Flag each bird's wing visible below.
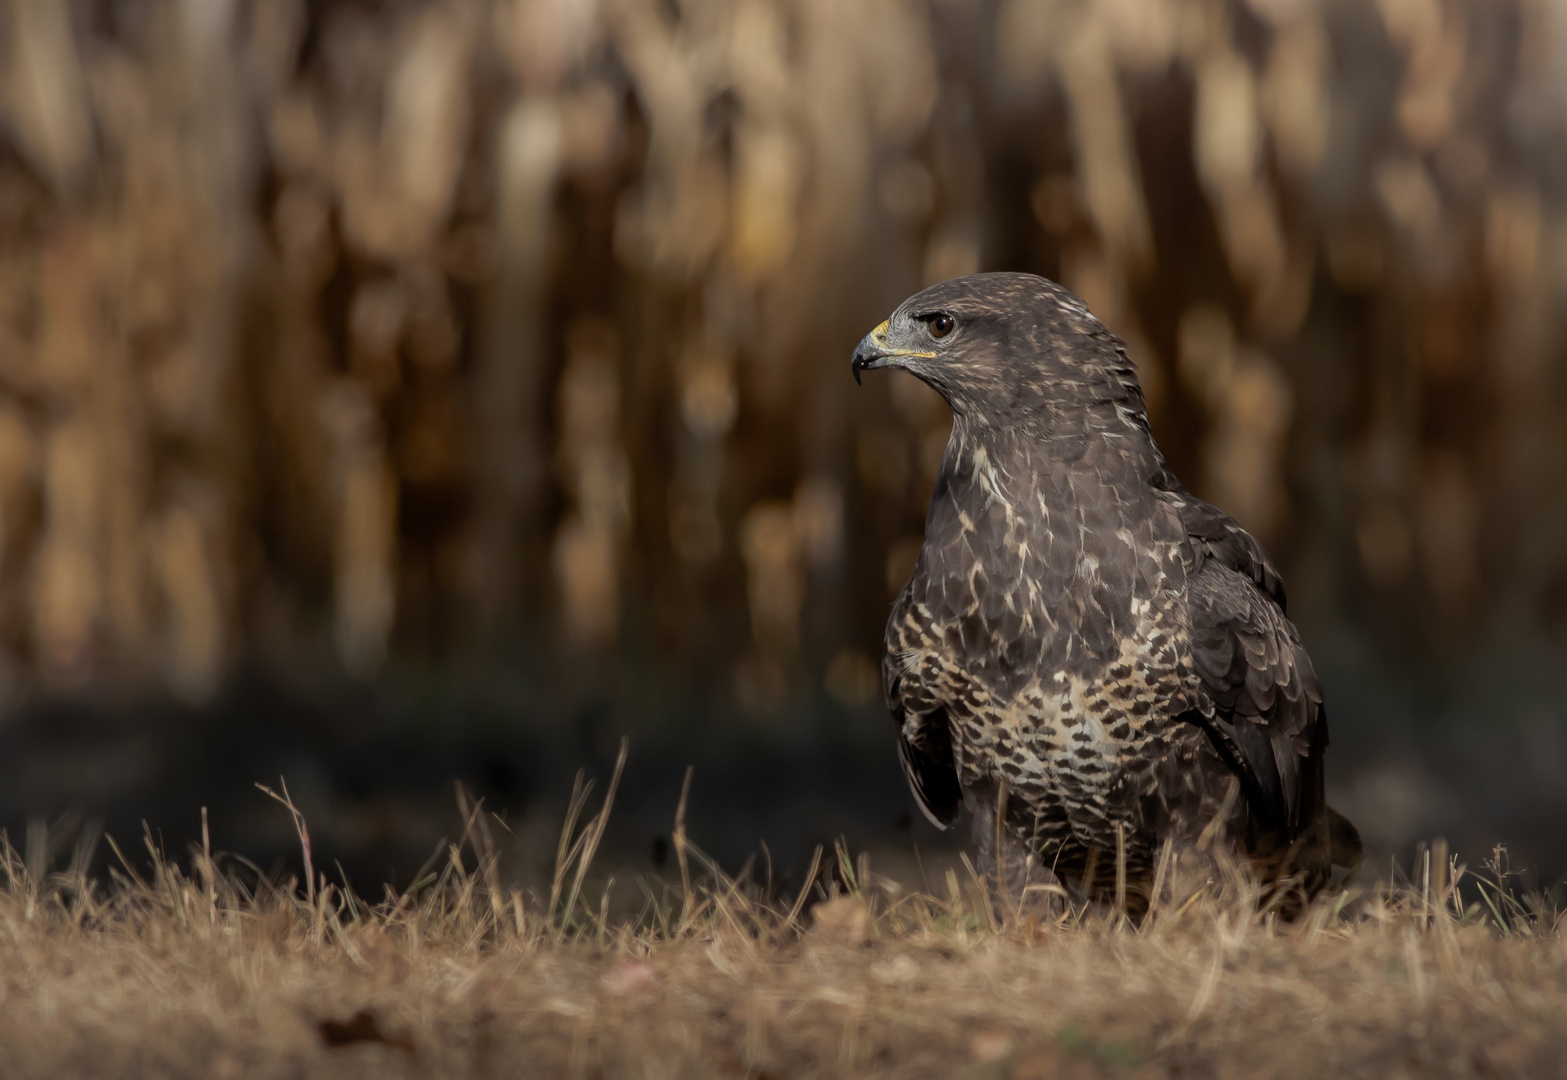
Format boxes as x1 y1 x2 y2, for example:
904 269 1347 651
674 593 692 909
1179 498 1325 837
884 593 963 829
1178 495 1289 610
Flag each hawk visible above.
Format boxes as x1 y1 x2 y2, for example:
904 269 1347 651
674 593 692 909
851 272 1359 911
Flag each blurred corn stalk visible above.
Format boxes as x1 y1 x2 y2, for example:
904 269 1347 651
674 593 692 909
0 0 1559 707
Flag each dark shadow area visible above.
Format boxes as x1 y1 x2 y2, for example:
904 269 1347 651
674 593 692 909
3 646 1563 896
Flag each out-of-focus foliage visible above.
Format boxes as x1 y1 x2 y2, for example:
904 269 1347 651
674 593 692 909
0 0 1561 708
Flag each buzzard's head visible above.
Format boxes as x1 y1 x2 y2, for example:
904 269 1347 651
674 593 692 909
851 272 1137 427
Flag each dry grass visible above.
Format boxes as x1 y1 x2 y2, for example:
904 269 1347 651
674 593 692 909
2 753 1563 1080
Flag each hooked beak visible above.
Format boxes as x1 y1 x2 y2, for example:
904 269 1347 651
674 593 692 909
851 320 934 385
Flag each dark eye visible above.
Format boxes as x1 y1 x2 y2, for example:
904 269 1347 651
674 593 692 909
929 313 955 339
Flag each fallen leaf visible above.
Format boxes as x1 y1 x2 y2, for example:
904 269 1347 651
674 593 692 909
971 1028 1015 1063
601 959 662 998
1483 1034 1537 1069
317 1008 416 1056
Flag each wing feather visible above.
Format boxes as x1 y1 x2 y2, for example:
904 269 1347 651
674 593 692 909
883 596 962 829
1180 498 1325 837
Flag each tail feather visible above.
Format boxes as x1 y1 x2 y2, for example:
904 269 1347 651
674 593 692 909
1327 805 1362 873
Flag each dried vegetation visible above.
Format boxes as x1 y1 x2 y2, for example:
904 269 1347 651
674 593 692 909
0 0 1562 708
1 754 1563 1079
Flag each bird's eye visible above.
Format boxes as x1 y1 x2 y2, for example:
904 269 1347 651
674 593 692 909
929 314 955 339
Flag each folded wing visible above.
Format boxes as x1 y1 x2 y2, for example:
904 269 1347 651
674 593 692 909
1180 497 1326 839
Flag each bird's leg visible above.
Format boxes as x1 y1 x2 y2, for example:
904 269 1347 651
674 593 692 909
963 781 1065 925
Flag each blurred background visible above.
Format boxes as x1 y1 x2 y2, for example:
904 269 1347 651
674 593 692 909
0 0 1564 893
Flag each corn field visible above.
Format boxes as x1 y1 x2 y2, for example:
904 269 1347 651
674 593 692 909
0 0 1562 712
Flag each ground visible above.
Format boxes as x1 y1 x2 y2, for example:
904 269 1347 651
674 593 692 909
0 777 1563 1079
